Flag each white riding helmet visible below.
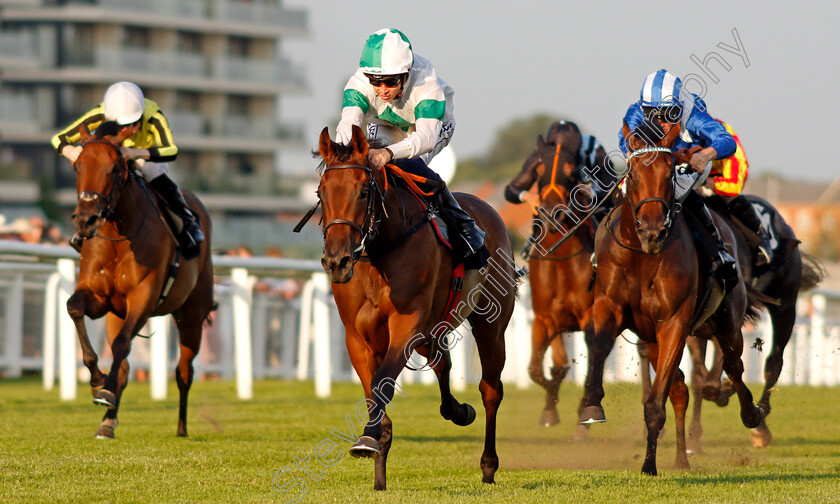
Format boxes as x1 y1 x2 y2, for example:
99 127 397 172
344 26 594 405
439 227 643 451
359 28 413 75
103 81 145 125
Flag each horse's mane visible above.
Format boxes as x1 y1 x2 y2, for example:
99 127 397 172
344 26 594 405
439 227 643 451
631 119 666 147
312 135 388 175
95 121 122 138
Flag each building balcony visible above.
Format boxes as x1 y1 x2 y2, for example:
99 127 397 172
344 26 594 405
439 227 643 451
4 45 307 95
3 0 308 38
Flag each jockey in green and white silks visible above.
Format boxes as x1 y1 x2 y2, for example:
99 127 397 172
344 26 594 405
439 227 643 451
335 29 486 261
336 30 455 167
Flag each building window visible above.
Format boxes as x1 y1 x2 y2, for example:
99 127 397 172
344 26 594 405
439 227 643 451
228 36 251 58
177 31 202 54
122 27 149 49
229 154 254 175
227 95 249 116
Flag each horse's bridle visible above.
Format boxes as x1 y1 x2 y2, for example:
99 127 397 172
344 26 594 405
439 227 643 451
624 146 681 233
320 163 387 261
76 139 130 221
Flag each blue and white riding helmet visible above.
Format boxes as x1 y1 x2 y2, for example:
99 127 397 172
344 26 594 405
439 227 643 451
639 69 683 108
359 28 414 75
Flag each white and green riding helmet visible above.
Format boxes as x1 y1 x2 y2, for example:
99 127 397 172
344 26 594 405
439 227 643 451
359 28 414 75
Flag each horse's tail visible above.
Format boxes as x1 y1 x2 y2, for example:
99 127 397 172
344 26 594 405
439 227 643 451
204 301 219 326
744 283 779 325
513 265 528 299
798 251 826 292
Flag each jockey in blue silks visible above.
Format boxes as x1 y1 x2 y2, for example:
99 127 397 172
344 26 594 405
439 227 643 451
618 69 737 283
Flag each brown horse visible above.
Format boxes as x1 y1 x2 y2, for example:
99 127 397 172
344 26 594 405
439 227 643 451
66 123 215 439
683 195 824 451
578 120 765 475
316 126 518 490
524 133 596 431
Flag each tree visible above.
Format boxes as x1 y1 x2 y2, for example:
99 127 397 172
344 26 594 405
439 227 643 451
452 113 580 184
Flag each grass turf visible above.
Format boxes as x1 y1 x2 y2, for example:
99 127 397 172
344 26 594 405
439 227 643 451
0 377 838 503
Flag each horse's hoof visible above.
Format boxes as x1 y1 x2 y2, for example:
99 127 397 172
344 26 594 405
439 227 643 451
572 424 589 442
452 403 476 427
94 424 115 439
349 436 380 459
750 418 772 448
579 405 606 424
539 408 560 427
93 389 116 409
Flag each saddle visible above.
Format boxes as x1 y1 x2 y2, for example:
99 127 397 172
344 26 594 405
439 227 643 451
383 165 486 270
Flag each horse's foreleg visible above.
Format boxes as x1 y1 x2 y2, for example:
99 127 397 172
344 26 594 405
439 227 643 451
344 329 389 490
66 288 110 396
686 336 706 453
527 318 559 426
97 291 155 408
668 368 690 470
95 313 128 439
641 321 688 476
415 342 475 428
578 300 619 424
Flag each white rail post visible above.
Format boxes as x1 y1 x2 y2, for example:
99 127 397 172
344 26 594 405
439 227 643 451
312 272 331 398
149 316 170 400
296 278 315 380
231 267 255 400
809 293 826 386
450 323 468 392
43 272 61 390
57 258 77 400
5 272 24 378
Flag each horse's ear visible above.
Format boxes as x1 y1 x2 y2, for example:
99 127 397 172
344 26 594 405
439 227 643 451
663 121 681 147
623 122 644 151
350 125 369 160
318 127 333 159
78 124 92 142
537 134 547 150
114 124 136 144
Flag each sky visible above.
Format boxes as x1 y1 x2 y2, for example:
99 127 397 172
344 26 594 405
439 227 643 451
281 1 840 183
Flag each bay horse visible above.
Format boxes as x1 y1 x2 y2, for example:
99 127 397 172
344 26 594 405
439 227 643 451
524 132 596 433
578 120 765 475
316 126 518 490
66 123 215 439
683 195 824 451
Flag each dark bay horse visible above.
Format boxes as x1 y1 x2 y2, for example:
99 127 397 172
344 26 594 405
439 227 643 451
316 126 518 490
684 195 824 451
525 133 596 433
66 123 215 439
578 120 765 475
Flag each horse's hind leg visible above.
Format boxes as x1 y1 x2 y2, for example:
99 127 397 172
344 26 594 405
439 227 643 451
416 342 476 428
751 299 796 447
66 288 109 397
686 336 707 453
172 267 213 437
469 314 507 485
717 326 764 430
95 313 130 439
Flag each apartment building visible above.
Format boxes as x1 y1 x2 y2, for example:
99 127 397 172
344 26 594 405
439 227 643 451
0 0 314 251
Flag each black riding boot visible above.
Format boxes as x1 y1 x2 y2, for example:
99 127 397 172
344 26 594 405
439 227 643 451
438 186 486 256
683 192 737 285
149 174 204 251
728 195 771 267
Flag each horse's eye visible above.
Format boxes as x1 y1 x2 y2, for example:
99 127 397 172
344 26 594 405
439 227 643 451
359 189 370 200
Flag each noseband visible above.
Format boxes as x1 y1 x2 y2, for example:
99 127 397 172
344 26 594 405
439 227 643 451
76 139 130 220
321 164 386 260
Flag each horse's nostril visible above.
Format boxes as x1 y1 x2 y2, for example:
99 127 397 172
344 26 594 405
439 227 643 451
338 255 351 270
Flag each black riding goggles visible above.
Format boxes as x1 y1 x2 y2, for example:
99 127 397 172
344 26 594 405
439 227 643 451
643 106 682 123
366 74 403 88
